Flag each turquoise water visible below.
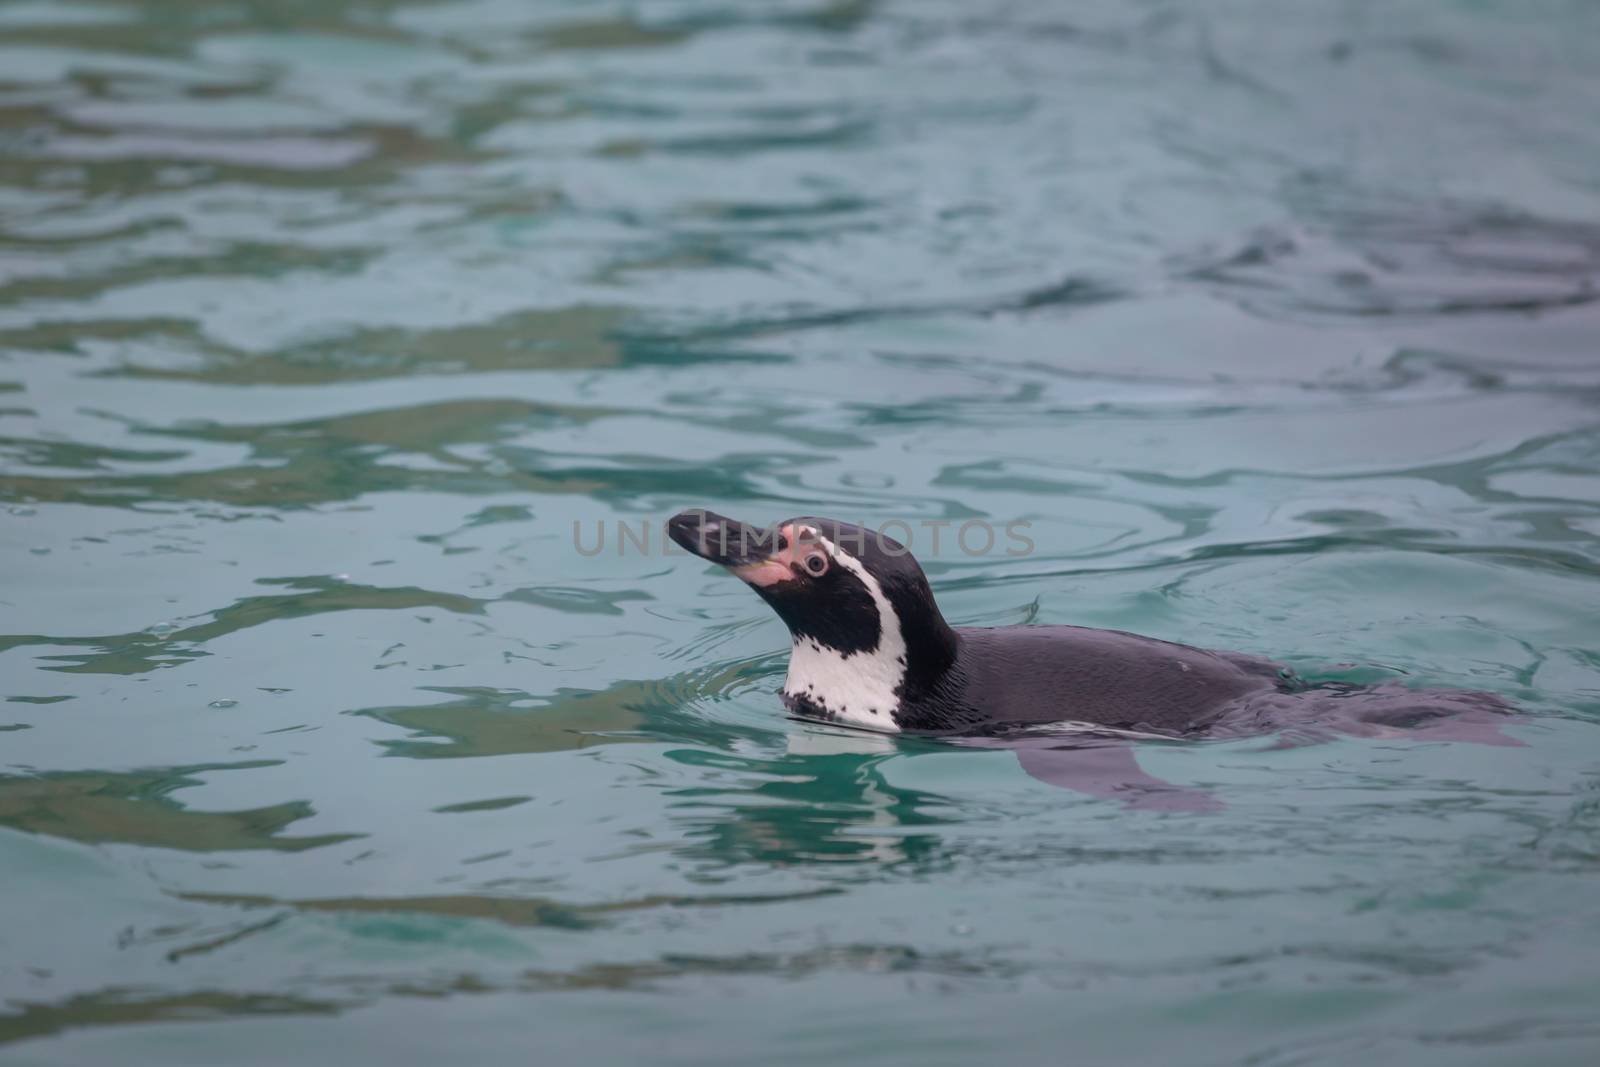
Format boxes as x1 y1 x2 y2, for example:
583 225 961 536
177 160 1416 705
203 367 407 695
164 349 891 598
3 0 1600 1062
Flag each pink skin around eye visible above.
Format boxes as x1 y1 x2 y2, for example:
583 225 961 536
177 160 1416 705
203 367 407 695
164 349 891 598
731 523 826 587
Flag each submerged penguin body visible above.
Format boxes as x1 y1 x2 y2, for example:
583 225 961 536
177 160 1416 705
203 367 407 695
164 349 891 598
666 510 1516 745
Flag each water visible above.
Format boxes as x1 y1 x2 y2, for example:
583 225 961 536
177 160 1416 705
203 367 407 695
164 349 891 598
2 0 1599 1062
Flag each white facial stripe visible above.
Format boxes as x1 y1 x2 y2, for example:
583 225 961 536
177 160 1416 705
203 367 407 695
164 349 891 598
781 531 907 733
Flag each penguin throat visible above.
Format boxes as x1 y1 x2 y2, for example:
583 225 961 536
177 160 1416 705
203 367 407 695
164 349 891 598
780 549 907 733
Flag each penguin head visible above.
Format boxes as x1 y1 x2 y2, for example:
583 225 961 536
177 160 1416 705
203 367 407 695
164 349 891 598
668 510 957 731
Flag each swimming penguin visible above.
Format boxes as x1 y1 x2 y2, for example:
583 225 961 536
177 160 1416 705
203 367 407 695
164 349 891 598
667 510 1519 743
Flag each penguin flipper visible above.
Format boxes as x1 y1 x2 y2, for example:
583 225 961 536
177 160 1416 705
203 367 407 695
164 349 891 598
962 736 1223 812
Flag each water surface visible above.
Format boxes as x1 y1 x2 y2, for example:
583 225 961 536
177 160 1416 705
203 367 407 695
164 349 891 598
2 1 1600 1063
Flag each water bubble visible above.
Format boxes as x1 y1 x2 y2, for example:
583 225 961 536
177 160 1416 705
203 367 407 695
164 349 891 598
146 621 179 637
208 699 238 709
9 506 36 517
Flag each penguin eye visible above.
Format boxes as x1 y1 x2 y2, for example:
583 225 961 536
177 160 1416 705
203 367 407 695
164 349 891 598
801 552 828 577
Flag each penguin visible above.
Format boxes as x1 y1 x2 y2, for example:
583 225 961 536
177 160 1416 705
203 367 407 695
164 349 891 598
666 510 1519 746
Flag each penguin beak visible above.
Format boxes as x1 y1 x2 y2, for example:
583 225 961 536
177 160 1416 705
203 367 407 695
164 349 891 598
668 509 778 568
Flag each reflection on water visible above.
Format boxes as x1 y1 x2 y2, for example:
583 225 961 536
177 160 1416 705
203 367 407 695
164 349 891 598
351 658 776 757
0 763 357 852
2 0 1600 1063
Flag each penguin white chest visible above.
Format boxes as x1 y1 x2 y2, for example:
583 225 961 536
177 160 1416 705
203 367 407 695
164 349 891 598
783 637 905 732
780 548 908 732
